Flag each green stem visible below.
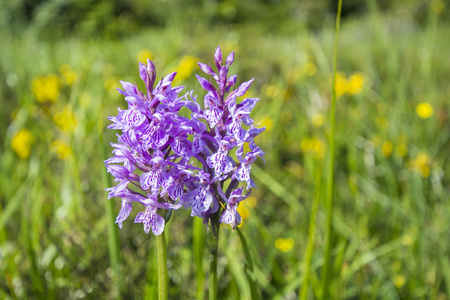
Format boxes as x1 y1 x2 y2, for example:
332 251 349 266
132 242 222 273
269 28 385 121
157 231 168 300
208 222 219 300
299 160 323 300
194 217 206 300
100 131 122 298
321 1 343 299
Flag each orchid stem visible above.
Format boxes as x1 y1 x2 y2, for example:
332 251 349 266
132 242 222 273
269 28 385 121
208 221 219 300
156 231 168 300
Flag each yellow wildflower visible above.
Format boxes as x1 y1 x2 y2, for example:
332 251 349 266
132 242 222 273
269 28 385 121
375 116 389 130
237 205 250 221
431 0 445 14
334 71 365 98
137 49 154 62
263 84 281 99
258 116 273 131
31 75 60 103
416 102 433 119
393 275 406 288
280 110 292 123
381 141 393 158
371 134 382 146
274 238 294 253
409 152 431 178
80 92 91 108
300 138 311 153
174 55 198 82
285 68 300 83
346 72 365 95
51 140 71 160
335 72 347 98
11 129 35 159
59 64 76 86
245 196 258 208
402 234 415 246
104 77 119 92
311 113 324 128
397 144 408 157
54 105 77 132
301 137 325 159
303 62 317 77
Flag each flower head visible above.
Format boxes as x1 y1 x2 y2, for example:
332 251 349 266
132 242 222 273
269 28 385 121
105 47 265 234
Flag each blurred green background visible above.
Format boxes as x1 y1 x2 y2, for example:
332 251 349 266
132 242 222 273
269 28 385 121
1 0 449 299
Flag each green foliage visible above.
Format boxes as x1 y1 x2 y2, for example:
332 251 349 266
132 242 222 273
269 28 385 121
0 1 449 299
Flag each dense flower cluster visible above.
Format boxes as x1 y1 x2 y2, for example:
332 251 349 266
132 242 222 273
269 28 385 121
105 47 265 235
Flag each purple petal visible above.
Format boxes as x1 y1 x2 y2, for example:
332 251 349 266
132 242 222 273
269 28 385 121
235 79 254 97
198 62 218 79
115 199 132 229
150 213 165 235
196 74 216 93
226 75 237 93
214 47 222 70
225 51 235 68
191 188 213 217
134 211 146 223
140 172 152 191
219 66 227 93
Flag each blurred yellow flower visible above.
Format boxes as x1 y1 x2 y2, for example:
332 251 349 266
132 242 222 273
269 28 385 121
80 92 91 108
402 234 415 246
137 49 154 62
263 84 281 99
301 137 325 159
391 261 402 272
280 110 292 123
394 275 406 288
381 141 393 158
431 0 445 14
285 68 300 83
375 116 389 130
335 72 347 98
347 72 365 95
31 74 61 103
51 139 71 160
371 134 382 146
59 64 76 86
303 62 317 77
311 113 324 128
237 205 250 221
174 55 198 82
220 40 239 55
409 152 431 178
245 196 258 208
258 116 273 131
11 129 35 159
104 77 119 92
274 238 294 253
416 102 433 119
54 105 77 132
397 144 408 157
334 71 365 98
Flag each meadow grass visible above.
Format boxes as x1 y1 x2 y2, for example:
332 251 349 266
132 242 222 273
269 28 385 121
0 2 449 299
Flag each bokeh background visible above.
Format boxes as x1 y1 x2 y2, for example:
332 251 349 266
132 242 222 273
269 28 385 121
1 0 449 299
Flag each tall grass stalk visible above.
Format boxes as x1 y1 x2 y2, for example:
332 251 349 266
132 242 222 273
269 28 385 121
321 0 343 298
156 231 168 300
299 160 323 300
100 130 122 298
